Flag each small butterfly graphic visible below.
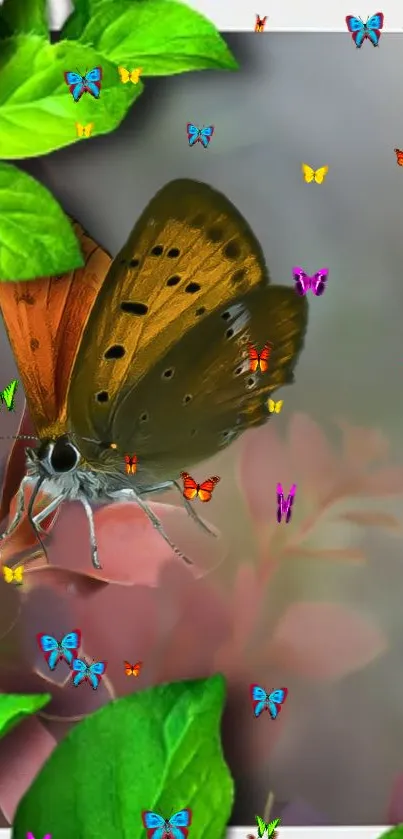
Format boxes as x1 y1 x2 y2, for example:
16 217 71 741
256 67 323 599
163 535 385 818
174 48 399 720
64 67 102 102
292 267 329 297
180 472 220 502
124 660 142 676
26 833 52 839
124 454 138 474
301 163 329 184
71 658 106 690
118 67 142 84
2 565 23 584
255 817 281 839
75 122 94 138
248 342 272 373
268 398 283 414
37 630 81 671
255 14 267 31
250 684 288 720
142 809 192 839
186 123 214 148
345 12 384 46
394 149 403 166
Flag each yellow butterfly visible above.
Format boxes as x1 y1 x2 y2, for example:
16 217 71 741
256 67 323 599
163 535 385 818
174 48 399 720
76 123 94 138
268 398 283 414
301 163 328 184
118 67 143 84
2 565 23 584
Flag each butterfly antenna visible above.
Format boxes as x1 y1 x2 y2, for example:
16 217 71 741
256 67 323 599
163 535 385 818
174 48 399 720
0 435 39 441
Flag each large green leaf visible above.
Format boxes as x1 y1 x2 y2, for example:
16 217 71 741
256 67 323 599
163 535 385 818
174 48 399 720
0 0 49 40
63 0 239 74
13 675 234 839
0 163 85 281
0 693 51 739
0 35 143 158
60 0 110 40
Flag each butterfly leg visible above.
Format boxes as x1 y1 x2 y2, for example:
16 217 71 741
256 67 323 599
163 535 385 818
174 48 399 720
138 480 217 538
26 476 48 562
0 475 35 540
30 493 64 534
78 495 100 570
108 488 193 565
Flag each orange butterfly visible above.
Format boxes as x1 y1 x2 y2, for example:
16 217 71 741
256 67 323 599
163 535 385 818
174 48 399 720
124 660 142 676
124 454 137 474
394 149 403 166
180 472 220 502
255 14 267 31
248 342 272 373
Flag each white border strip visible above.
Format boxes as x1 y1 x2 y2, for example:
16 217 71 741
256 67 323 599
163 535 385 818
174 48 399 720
43 0 403 33
0 829 390 837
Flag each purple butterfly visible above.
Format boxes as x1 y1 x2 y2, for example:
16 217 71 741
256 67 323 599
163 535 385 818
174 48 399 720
292 266 329 296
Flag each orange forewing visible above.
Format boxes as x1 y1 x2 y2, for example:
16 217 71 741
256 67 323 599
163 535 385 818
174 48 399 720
124 660 142 676
0 223 112 439
180 471 220 502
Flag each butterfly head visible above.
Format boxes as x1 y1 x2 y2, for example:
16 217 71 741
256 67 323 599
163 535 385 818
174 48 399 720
29 435 82 477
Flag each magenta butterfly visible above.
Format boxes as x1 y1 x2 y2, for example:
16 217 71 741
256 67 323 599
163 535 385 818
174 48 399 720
292 267 329 296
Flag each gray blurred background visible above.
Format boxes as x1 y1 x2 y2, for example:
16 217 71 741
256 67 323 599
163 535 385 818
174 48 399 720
2 33 403 826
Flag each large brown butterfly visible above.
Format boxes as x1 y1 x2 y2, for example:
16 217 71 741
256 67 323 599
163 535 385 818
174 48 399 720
0 180 308 570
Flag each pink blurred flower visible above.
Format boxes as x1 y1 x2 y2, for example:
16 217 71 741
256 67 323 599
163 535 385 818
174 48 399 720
0 403 224 823
238 412 403 581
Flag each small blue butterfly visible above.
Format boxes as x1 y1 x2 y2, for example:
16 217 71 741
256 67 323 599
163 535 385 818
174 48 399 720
345 12 384 47
250 684 288 720
186 123 214 148
142 810 192 839
64 67 102 102
71 658 106 690
37 630 81 671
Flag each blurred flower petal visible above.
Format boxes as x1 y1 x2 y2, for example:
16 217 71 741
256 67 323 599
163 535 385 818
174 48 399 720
44 499 224 584
231 564 261 652
24 565 108 599
0 575 21 640
266 602 387 680
387 772 403 824
288 413 341 499
0 402 35 526
337 418 389 469
0 716 56 821
237 425 289 525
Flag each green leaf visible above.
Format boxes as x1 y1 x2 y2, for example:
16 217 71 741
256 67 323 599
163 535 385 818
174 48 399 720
0 35 143 159
0 0 49 40
70 0 239 74
13 675 234 839
60 0 104 40
0 693 51 740
0 163 85 281
376 830 403 839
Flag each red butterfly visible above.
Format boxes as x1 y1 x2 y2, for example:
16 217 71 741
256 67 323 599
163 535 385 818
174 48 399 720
255 14 267 31
395 149 403 167
180 472 220 502
124 454 137 474
248 342 272 373
124 660 142 676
